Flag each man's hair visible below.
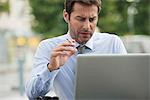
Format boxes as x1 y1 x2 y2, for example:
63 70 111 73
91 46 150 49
64 0 101 16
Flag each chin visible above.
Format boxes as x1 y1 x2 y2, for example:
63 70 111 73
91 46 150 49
77 36 91 44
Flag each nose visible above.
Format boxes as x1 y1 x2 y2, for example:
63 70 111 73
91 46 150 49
82 20 91 31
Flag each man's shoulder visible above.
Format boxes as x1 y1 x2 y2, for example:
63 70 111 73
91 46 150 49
39 34 67 47
41 34 67 43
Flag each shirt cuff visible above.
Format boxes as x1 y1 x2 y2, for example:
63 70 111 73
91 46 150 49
40 66 59 84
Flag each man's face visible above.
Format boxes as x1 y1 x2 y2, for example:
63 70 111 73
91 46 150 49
64 3 98 44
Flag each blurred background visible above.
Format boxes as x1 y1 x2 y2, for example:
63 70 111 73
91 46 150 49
0 0 149 99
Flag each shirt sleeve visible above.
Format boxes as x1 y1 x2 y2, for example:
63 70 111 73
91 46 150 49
25 40 59 99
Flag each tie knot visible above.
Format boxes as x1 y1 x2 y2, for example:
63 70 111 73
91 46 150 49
76 45 86 54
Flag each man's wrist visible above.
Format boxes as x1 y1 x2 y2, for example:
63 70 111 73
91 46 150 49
47 63 54 72
47 63 59 72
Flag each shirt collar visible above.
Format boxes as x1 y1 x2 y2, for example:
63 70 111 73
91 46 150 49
66 31 94 51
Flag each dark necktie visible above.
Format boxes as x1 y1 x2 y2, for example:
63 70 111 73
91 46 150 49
76 45 86 54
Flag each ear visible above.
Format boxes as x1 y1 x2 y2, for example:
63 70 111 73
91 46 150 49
63 9 69 23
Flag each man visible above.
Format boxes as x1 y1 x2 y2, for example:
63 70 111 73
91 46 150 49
26 0 127 100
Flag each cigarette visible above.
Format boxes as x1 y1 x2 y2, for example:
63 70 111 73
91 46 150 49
66 39 72 43
66 39 76 48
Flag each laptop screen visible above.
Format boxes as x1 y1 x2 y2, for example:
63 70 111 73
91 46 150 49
75 54 150 100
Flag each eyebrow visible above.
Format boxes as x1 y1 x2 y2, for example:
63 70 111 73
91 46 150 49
76 16 85 19
76 16 97 19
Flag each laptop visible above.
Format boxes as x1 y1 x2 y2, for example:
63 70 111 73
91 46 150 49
75 54 150 100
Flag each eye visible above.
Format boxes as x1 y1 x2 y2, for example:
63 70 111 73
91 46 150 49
79 18 85 22
89 18 95 22
76 17 85 22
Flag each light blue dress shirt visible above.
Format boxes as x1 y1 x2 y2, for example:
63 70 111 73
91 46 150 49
26 32 127 100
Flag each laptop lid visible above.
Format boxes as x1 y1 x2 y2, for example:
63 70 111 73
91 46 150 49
75 54 150 100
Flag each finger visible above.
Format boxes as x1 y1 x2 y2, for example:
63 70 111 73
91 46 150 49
51 51 67 57
59 40 76 47
68 48 77 55
66 39 75 44
52 47 77 57
60 43 75 47
61 47 77 56
53 46 76 52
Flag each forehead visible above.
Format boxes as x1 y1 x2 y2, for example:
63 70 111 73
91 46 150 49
71 3 98 17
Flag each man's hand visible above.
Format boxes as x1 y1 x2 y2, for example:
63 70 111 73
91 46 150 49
48 39 77 71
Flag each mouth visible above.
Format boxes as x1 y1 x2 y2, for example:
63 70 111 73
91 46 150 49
79 31 91 35
79 32 92 37
72 32 91 40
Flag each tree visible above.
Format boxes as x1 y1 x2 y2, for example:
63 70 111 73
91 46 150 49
29 0 66 38
0 0 9 13
29 0 150 38
134 0 149 35
98 0 150 36
98 0 124 34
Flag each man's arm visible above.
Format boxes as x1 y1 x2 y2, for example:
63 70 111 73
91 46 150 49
25 40 59 99
25 39 77 99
